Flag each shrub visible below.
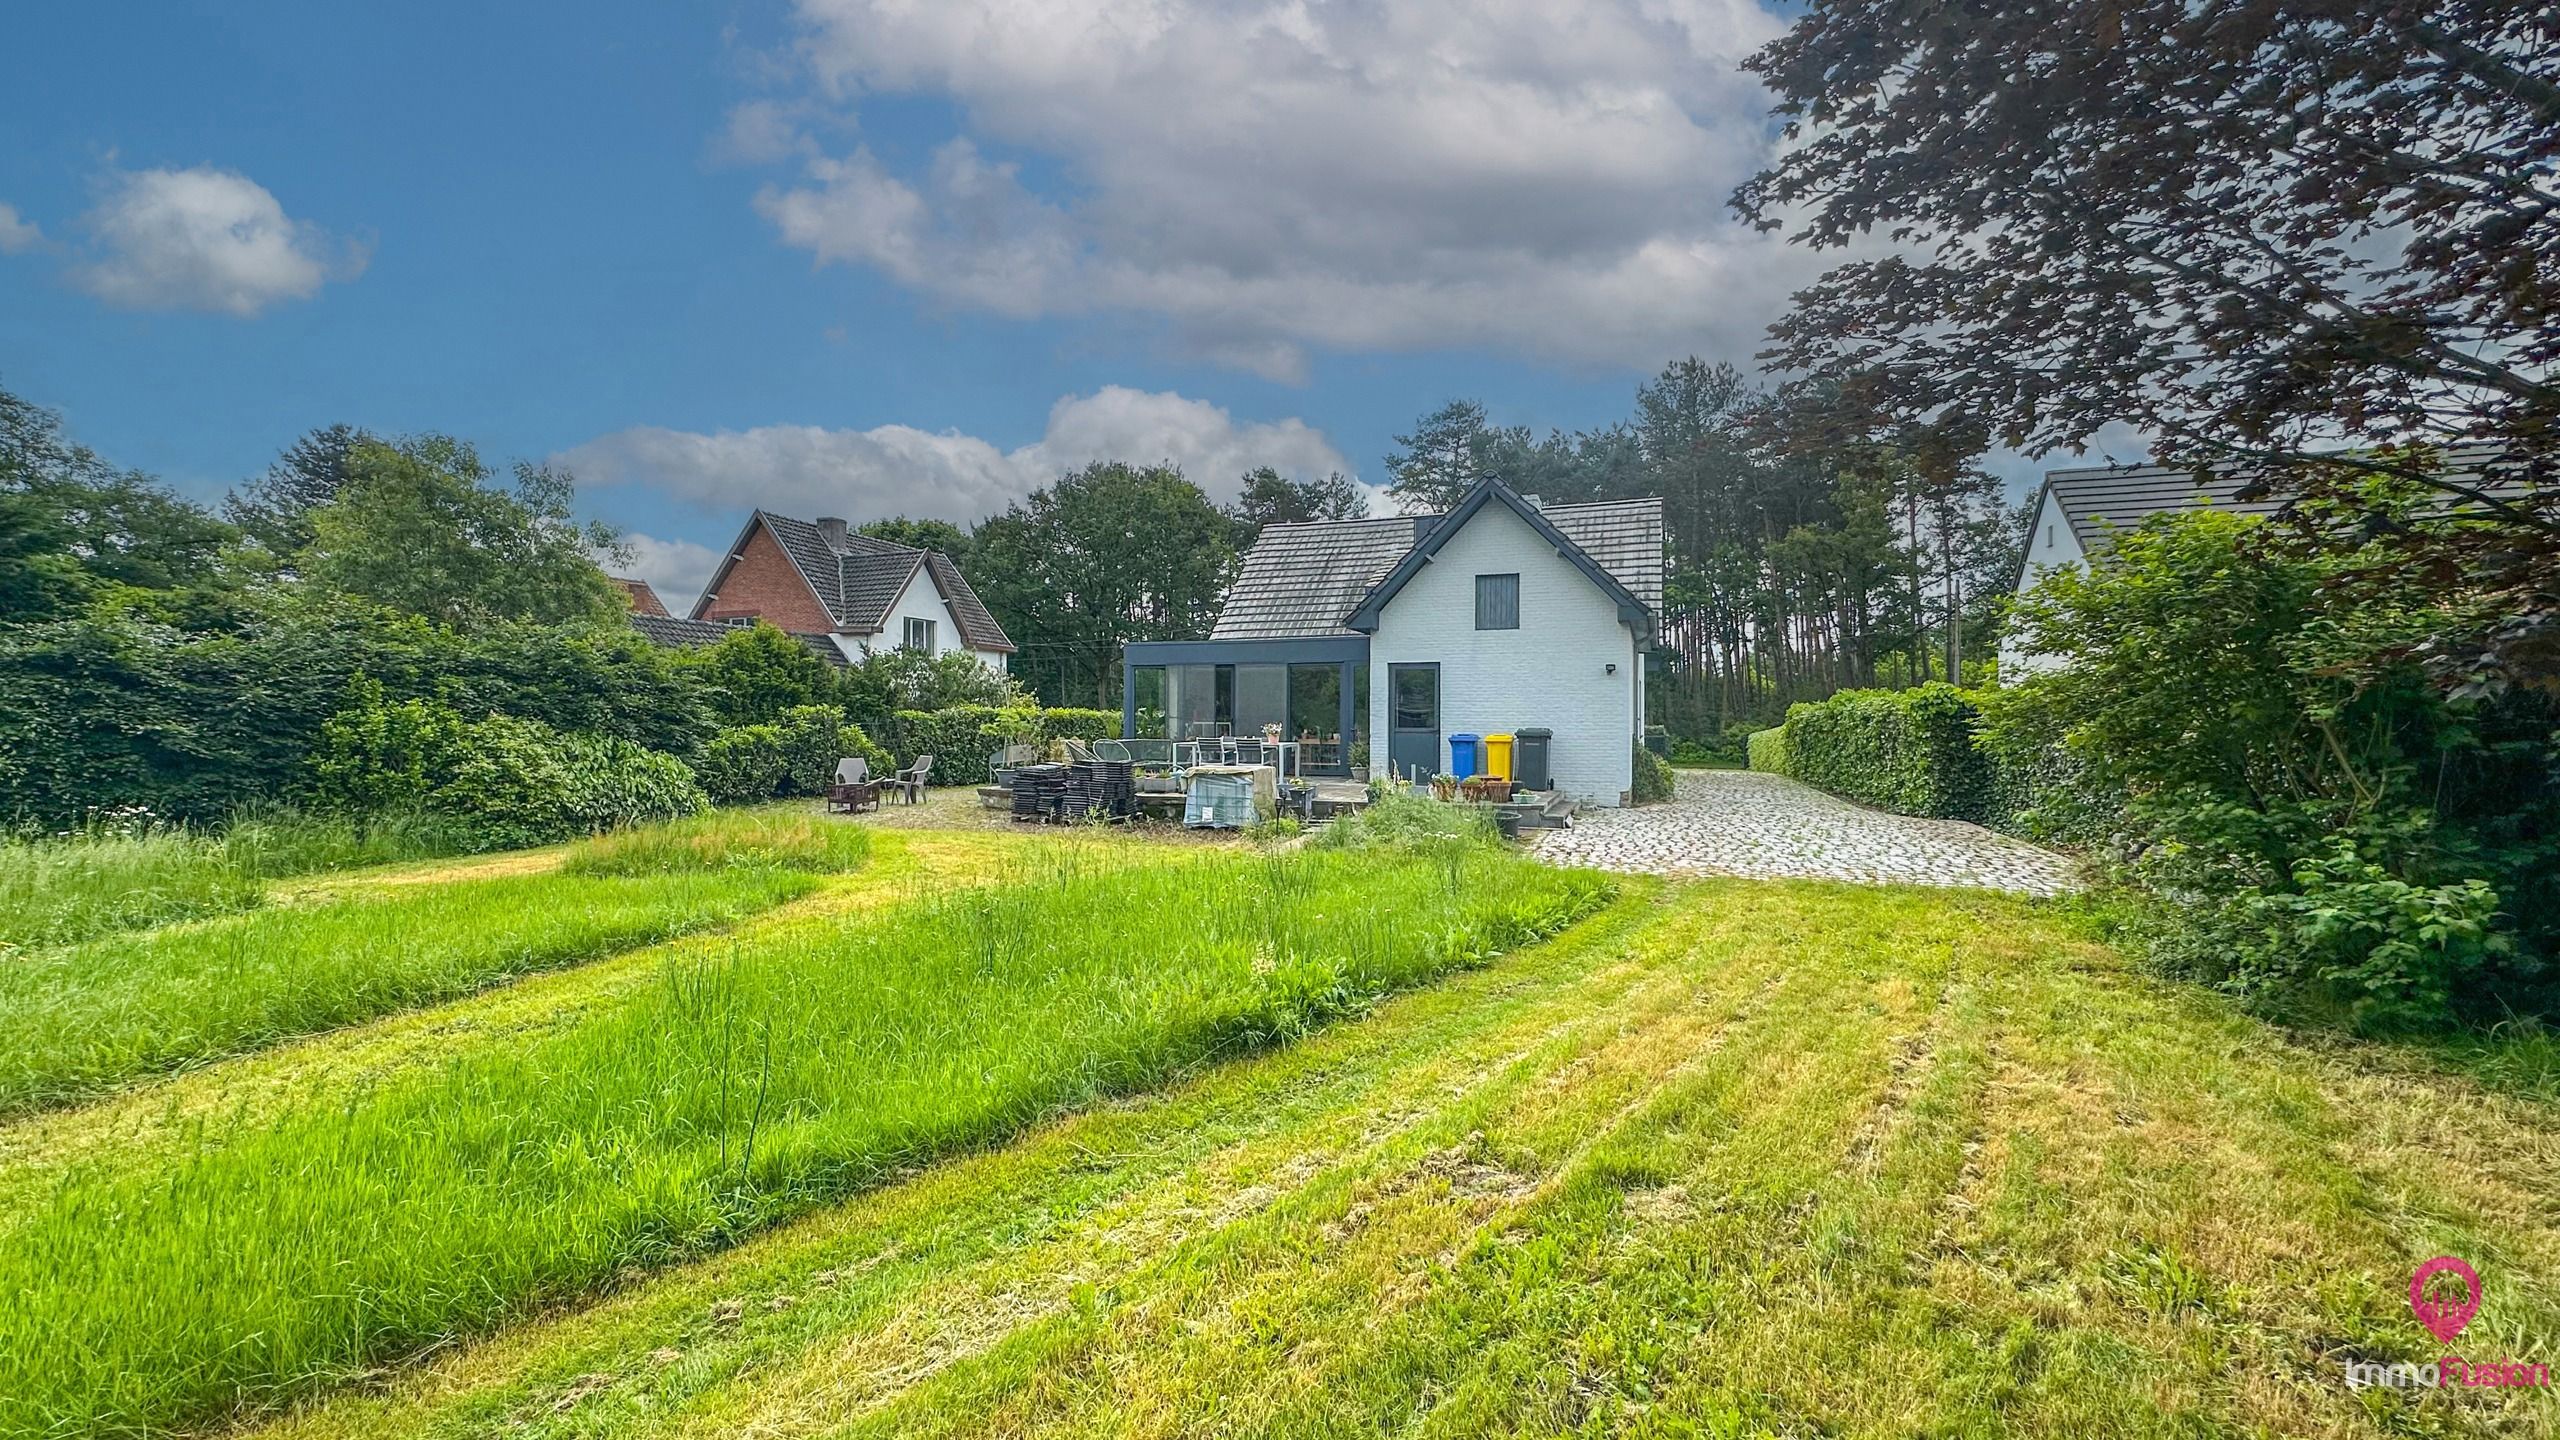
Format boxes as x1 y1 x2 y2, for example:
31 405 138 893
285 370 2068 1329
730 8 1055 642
1746 724 1790 777
1630 742 1675 804
1779 684 1991 820
1040 707 1120 743
773 706 893 796
307 676 465 815
694 726 790 805
889 705 1005 785
2007 508 2560 1027
313 691 705 850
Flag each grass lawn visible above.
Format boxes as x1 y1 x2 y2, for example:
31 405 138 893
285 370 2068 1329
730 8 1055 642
0 811 869 1117
225 876 2558 1440
5 805 2554 1438
0 831 1607 1438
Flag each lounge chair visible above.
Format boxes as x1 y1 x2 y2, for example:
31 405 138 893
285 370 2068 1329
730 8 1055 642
827 757 880 814
889 753 934 805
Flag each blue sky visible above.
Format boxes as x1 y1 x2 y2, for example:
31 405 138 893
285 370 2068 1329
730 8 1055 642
2 0 1876 606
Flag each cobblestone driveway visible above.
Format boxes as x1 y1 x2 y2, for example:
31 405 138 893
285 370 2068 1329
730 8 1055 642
1531 769 2080 896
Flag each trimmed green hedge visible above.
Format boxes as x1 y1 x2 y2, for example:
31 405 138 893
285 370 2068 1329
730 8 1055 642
889 705 1131 786
888 706 1005 785
1776 684 1991 821
1745 725 1789 777
1039 707 1119 742
1631 743 1675 804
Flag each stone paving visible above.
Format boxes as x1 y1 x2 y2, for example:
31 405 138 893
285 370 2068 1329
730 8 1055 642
1531 768 2080 896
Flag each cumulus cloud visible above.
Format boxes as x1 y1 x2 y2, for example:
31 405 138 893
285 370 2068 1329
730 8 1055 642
561 386 1359 526
745 0 1809 375
73 166 364 315
608 533 727 614
0 204 41 255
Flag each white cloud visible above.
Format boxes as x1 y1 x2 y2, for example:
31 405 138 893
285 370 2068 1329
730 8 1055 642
746 0 1809 374
0 204 41 255
561 386 1359 525
608 533 726 614
73 166 364 316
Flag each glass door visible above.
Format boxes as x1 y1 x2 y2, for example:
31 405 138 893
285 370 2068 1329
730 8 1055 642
1386 663 1439 783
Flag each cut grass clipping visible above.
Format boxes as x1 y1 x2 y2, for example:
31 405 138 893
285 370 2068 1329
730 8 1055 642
0 812 867 1117
0 841 1609 1439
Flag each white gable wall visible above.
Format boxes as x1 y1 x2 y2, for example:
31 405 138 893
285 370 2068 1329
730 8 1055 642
1367 502 1639 805
1999 487 2088 678
840 566 1008 672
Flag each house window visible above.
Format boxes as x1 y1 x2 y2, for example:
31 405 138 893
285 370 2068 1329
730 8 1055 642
1475 573 1520 630
903 617 936 651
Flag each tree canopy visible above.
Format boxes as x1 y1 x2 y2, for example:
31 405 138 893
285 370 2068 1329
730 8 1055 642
1734 0 2559 689
301 437 627 626
1227 466 1368 550
970 462 1236 707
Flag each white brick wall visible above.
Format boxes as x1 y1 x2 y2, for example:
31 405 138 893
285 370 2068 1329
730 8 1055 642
1999 487 2086 678
1368 502 1640 805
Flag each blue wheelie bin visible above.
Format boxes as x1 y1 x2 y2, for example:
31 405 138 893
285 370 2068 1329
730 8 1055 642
1448 733 1482 778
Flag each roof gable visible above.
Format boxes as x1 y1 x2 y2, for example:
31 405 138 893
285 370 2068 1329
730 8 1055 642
1343 482 1655 637
691 510 1014 652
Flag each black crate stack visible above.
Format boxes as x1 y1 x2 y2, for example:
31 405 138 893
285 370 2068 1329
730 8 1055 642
1010 763 1067 822
1010 760 1135 823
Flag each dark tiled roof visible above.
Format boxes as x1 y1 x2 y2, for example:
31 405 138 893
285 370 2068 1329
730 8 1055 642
1545 498 1664 610
2043 465 2288 552
924 552 1016 653
614 576 670 617
1210 516 1429 639
629 614 845 666
2044 445 2537 555
1211 493 1664 640
748 511 1016 653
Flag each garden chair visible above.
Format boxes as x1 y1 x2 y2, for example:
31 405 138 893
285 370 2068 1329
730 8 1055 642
827 757 880 815
890 753 934 805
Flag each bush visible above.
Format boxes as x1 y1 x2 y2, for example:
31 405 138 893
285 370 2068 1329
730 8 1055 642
694 726 790 805
311 692 705 851
1630 743 1675 804
1779 684 1990 820
888 705 1005 785
1040 707 1119 743
2005 508 2560 1028
0 599 713 828
773 706 893 796
1746 725 1790 777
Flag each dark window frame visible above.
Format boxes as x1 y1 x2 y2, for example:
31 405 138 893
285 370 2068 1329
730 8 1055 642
1475 572 1520 630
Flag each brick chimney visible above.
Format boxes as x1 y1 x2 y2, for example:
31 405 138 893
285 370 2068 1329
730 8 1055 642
815 516 849 550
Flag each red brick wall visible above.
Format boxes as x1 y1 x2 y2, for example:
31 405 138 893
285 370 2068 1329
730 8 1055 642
697 523 836 632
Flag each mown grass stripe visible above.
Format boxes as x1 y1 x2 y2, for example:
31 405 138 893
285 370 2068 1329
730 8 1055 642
244 888 1676 1440
0 841 1608 1439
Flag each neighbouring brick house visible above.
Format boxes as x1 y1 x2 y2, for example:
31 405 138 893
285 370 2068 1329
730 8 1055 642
614 577 672 618
631 510 1014 671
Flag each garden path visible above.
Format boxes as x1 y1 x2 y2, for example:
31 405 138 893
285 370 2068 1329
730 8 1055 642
1532 767 2080 896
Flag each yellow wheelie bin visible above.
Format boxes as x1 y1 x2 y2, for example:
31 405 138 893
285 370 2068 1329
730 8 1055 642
1483 733 1515 784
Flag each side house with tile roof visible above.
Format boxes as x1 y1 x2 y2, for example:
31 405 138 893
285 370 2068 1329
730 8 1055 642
629 511 1015 671
1123 480 1663 806
2001 448 2533 676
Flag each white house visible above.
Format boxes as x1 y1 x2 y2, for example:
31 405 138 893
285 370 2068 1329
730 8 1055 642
1999 462 2300 675
1123 481 1662 806
650 510 1014 670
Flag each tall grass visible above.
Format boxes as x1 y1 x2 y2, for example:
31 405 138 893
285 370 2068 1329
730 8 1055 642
0 809 477 952
0 842 1610 1438
561 807 871 877
0 866 822 1118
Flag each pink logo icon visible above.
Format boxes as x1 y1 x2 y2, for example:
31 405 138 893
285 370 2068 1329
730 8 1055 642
2411 1257 2482 1344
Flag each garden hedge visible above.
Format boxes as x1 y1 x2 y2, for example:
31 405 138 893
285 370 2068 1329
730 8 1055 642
1775 684 1992 822
1745 725 1789 777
